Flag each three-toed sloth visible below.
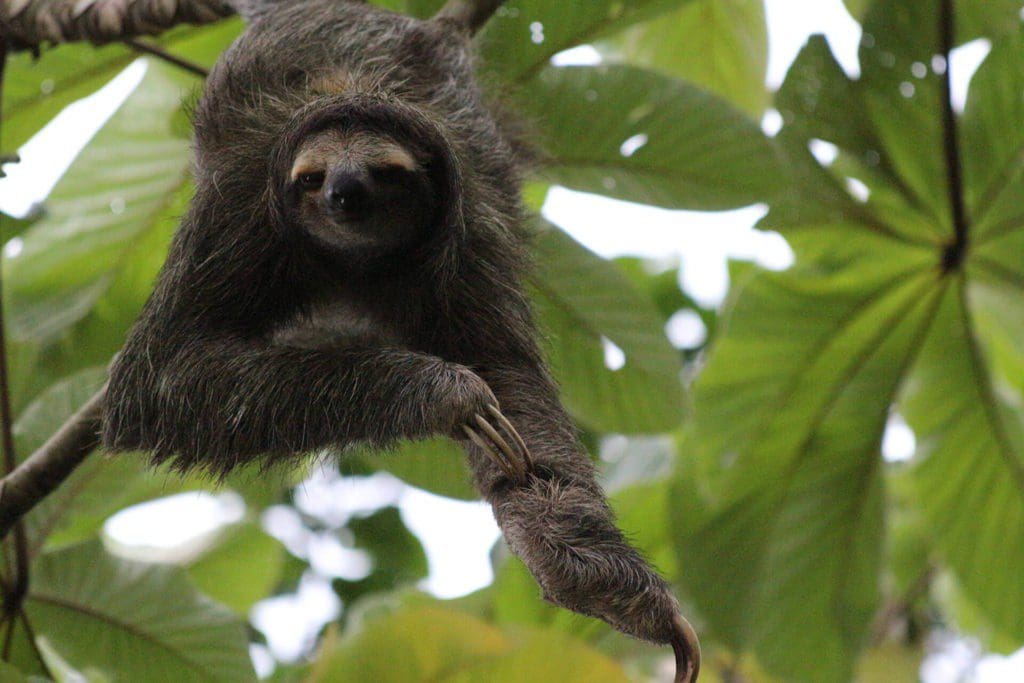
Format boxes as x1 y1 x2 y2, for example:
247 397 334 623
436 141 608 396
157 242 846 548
102 1 698 680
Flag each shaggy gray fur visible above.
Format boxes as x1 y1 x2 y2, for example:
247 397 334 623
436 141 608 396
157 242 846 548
102 2 699 679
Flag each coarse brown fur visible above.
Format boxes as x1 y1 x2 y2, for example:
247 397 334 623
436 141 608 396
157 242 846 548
102 1 698 679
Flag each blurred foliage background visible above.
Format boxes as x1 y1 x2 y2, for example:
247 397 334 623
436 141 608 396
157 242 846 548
2 0 1024 681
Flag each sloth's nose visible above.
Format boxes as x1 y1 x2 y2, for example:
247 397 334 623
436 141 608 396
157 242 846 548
325 171 370 218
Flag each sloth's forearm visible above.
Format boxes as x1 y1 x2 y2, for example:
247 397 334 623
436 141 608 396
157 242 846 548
104 343 470 470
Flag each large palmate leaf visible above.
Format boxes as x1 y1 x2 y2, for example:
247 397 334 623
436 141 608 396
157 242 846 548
24 541 253 681
675 233 939 683
673 0 1024 678
601 0 769 117
4 59 198 409
7 60 191 343
520 64 783 210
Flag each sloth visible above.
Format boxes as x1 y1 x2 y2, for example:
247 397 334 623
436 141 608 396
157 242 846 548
102 1 699 680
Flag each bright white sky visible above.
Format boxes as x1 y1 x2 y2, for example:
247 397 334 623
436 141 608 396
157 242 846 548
1 1 1019 679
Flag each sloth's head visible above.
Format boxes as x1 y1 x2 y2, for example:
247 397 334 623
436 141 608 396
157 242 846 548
271 96 463 264
287 127 439 254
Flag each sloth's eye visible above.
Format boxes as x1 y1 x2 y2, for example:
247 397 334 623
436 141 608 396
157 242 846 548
295 171 325 192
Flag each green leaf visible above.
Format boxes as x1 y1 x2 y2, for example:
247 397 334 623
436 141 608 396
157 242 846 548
188 522 286 615
858 0 950 229
478 0 693 84
691 2 1024 665
443 631 631 682
962 31 1024 240
529 224 685 433
2 21 242 152
7 60 192 344
771 35 940 245
25 542 253 682
312 602 629 682
675 230 941 681
353 438 477 500
309 604 510 682
333 507 429 606
520 64 783 210
0 660 30 683
855 643 924 683
899 279 1024 639
841 0 869 18
601 0 769 117
842 1 1020 40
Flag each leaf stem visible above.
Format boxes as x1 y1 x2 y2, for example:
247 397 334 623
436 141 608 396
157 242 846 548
124 39 209 78
939 0 969 271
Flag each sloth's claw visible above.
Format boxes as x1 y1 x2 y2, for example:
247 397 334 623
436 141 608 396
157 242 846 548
473 413 523 476
486 404 534 471
462 424 518 479
671 613 701 683
462 407 533 481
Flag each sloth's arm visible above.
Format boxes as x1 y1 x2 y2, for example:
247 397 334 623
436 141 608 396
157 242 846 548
461 361 700 681
103 339 494 472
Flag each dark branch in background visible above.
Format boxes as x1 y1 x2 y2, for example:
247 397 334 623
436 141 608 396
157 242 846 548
0 0 234 50
0 0 509 548
124 37 208 77
434 0 506 34
939 0 969 272
0 33 32 627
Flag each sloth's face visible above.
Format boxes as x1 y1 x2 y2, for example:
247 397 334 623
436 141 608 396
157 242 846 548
288 128 438 256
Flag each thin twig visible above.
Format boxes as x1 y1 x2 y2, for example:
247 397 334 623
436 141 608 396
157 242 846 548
434 0 506 35
938 0 969 271
0 613 13 662
0 389 106 541
17 611 52 677
124 38 209 78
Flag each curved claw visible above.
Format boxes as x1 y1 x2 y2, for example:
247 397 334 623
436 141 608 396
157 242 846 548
462 424 517 479
486 404 534 471
462 406 534 483
473 413 524 478
671 613 701 683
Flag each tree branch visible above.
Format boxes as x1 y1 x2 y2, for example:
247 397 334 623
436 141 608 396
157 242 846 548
0 388 105 541
1 0 235 50
434 0 506 35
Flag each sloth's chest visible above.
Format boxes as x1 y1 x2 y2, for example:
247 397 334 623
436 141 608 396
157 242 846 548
269 299 404 350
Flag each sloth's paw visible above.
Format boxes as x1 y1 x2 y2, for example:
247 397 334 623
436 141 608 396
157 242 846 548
493 476 700 682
